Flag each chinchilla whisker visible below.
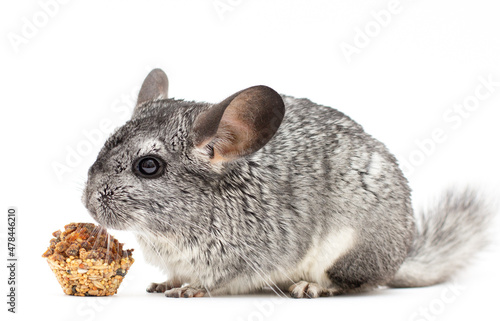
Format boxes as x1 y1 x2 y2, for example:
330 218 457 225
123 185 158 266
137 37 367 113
80 68 494 298
144 206 287 298
105 234 111 262
140 230 213 298
144 199 296 295
148 227 279 298
88 227 104 253
222 246 288 298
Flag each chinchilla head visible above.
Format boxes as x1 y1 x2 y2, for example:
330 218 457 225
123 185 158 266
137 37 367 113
82 69 285 235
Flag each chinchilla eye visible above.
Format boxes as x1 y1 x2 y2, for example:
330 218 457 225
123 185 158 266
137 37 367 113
133 156 165 178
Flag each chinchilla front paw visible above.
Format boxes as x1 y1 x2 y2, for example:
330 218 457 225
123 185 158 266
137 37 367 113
146 279 183 293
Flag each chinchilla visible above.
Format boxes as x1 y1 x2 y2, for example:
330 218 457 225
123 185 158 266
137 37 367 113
82 69 493 298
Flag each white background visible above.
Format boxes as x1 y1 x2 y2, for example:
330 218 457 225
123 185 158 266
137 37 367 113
1 0 500 320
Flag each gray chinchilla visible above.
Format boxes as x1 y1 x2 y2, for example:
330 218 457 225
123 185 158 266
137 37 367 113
83 69 493 298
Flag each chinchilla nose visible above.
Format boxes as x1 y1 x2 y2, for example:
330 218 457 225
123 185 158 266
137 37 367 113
81 185 95 213
88 160 105 176
83 161 105 211
81 185 89 208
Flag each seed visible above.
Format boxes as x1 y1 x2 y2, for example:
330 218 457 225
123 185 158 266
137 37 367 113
116 268 126 277
93 280 105 289
87 290 99 296
44 223 134 296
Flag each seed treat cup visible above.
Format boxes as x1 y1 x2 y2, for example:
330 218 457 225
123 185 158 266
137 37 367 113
42 222 134 296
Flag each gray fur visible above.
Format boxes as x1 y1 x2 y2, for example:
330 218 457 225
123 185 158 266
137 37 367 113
82 69 493 298
388 190 494 288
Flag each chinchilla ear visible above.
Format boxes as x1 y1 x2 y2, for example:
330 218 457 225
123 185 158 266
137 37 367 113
133 68 169 116
192 85 285 163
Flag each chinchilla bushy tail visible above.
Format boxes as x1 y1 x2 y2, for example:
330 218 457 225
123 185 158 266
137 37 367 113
388 189 494 288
